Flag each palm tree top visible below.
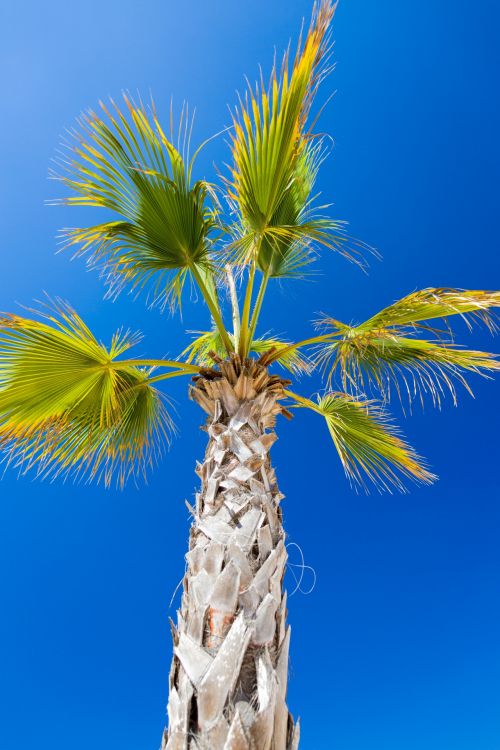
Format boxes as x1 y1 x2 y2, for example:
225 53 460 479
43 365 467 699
1 0 499 490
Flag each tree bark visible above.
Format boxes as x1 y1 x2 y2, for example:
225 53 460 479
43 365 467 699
162 357 299 750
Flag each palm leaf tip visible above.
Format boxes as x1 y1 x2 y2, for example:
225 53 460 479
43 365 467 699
0 301 173 487
51 94 221 311
287 390 435 492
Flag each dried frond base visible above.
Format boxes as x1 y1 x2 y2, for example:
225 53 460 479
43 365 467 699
163 358 297 749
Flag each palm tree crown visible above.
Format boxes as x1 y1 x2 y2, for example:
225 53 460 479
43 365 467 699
1 0 498 492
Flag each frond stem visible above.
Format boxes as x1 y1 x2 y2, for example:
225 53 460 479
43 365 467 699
239 234 263 357
266 333 339 364
283 388 319 412
238 263 256 357
247 265 271 347
147 369 196 385
189 264 233 354
111 358 201 373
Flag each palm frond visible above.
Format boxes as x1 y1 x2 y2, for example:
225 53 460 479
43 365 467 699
315 288 500 406
258 216 368 277
286 390 435 492
182 329 310 374
0 301 173 486
225 2 364 274
51 95 221 311
359 288 500 331
228 3 334 230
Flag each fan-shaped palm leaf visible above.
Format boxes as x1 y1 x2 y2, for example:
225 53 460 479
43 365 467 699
0 302 173 486
315 288 500 405
228 3 333 230
286 390 434 491
226 1 363 276
52 96 223 316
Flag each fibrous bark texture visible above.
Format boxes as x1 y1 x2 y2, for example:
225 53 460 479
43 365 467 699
162 356 299 750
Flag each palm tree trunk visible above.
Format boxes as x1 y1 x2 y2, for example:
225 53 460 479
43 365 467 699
162 357 299 750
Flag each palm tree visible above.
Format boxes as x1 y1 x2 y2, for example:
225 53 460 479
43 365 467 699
1 2 498 748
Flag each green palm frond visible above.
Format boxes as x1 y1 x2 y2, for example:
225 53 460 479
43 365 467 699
315 288 500 405
0 301 173 486
255 216 363 278
225 1 363 274
286 390 435 492
257 141 322 275
228 3 333 231
182 329 310 374
226 142 319 276
51 96 221 312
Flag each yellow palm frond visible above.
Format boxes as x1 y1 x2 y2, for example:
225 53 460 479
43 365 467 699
286 390 435 492
0 301 173 486
315 288 500 405
359 288 500 331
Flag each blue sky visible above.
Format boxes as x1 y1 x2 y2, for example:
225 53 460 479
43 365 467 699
0 1 499 748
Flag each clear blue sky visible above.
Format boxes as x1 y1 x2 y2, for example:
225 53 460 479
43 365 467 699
0 1 499 748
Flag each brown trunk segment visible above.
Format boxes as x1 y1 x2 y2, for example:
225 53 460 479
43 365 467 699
162 356 299 749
